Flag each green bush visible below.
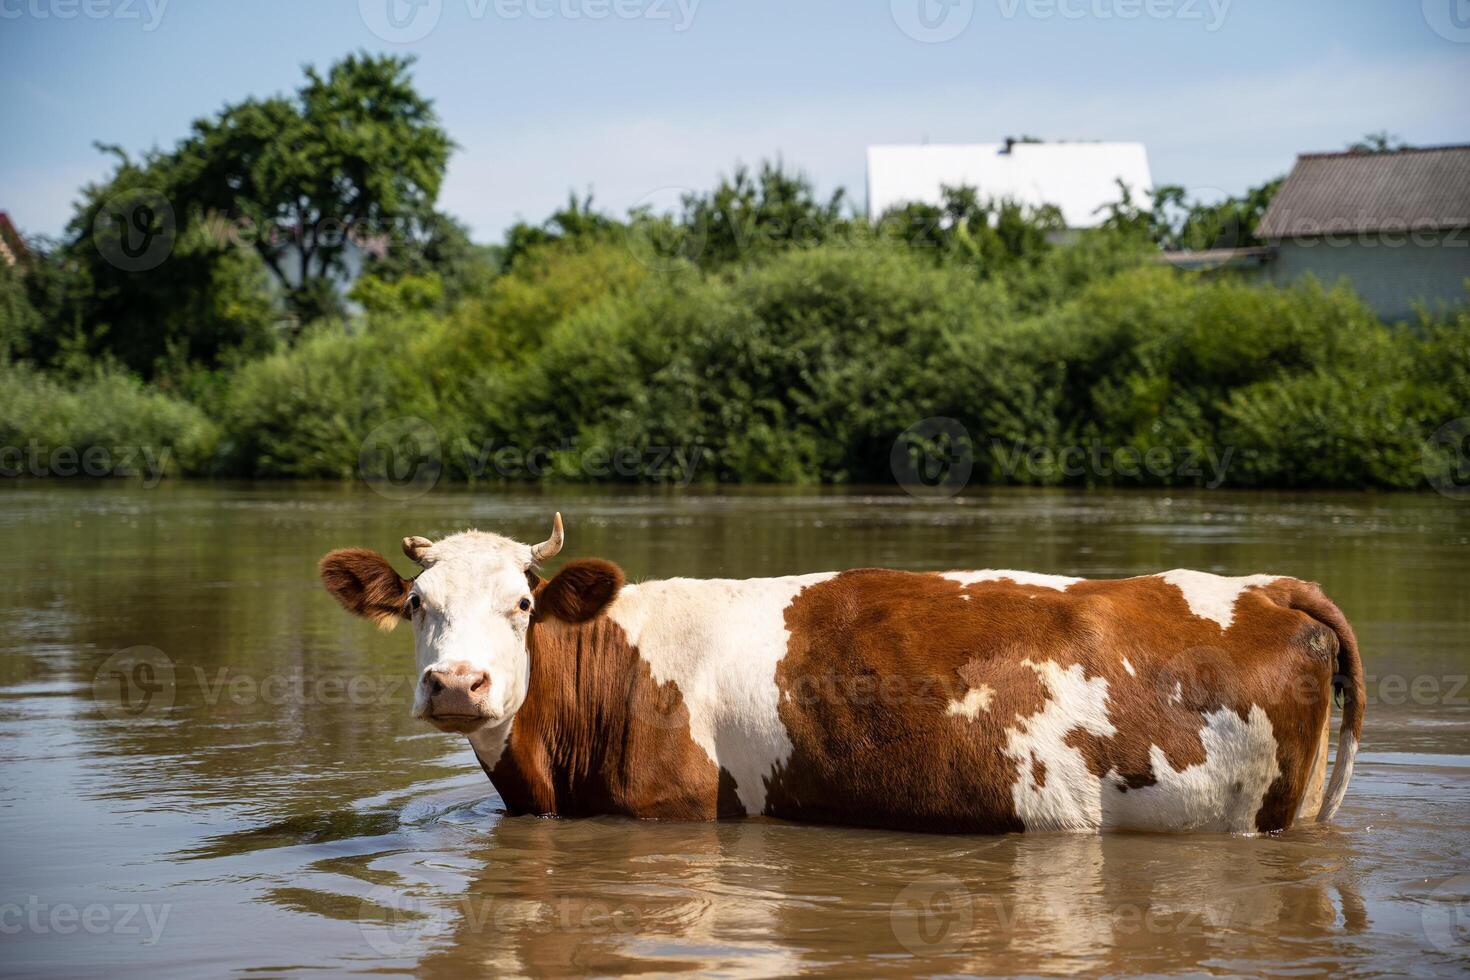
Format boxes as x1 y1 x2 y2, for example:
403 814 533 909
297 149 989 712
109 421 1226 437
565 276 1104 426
218 314 444 478
201 241 1467 491
0 363 217 477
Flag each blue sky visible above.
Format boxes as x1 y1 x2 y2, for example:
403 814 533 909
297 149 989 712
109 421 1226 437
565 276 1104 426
3 0 1468 243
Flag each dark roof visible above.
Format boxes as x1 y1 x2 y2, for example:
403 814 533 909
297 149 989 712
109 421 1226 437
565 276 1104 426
1256 144 1470 239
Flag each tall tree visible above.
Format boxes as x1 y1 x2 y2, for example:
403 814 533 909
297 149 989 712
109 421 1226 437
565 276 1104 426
173 52 453 323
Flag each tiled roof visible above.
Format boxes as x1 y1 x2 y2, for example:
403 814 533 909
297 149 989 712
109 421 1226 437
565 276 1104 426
1257 145 1470 238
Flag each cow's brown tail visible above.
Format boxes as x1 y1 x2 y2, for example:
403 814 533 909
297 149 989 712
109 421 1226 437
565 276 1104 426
1288 583 1365 822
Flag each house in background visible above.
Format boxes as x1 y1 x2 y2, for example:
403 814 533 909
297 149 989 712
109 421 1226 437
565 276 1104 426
0 212 28 268
865 140 1153 229
1252 145 1470 321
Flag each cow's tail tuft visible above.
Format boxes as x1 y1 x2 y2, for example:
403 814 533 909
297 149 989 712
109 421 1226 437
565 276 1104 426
1287 582 1364 823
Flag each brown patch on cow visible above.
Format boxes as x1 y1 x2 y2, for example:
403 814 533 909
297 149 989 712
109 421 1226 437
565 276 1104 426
765 569 1053 833
486 611 737 820
535 559 624 623
318 548 411 630
1030 754 1047 788
766 569 1341 833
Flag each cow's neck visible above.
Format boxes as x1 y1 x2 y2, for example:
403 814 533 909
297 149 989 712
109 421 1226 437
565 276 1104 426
468 615 638 816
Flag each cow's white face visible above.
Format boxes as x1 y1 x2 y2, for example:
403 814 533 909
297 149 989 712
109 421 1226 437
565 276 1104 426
320 517 572 736
403 531 539 733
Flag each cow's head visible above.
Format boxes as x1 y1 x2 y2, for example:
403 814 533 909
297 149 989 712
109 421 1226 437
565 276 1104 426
318 514 622 734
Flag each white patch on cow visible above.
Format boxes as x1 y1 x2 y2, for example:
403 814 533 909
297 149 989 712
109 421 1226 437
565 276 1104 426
1005 660 1117 831
1169 681 1184 704
1122 658 1137 677
1004 659 1284 833
467 717 514 771
1157 569 1279 630
943 570 1082 591
946 685 994 720
1319 734 1357 822
605 572 837 816
1100 706 1281 833
960 594 971 601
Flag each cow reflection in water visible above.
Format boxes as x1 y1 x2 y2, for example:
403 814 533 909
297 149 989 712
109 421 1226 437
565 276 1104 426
398 817 1368 977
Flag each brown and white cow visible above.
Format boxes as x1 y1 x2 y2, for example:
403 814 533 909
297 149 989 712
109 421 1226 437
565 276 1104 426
319 514 1363 834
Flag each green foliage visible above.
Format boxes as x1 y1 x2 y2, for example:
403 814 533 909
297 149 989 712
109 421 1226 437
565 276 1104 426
0 363 217 476
6 48 1462 495
173 52 453 323
1347 131 1409 154
502 194 623 271
877 185 1065 274
0 262 44 363
673 161 852 268
54 157 282 377
1097 178 1283 251
218 314 443 478
355 211 498 310
445 237 650 362
209 243 1463 491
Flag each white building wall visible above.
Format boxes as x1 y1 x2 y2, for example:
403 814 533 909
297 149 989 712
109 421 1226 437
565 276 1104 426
1265 232 1470 321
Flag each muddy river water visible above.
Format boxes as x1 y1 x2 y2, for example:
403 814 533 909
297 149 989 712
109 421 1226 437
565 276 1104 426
2 483 1467 976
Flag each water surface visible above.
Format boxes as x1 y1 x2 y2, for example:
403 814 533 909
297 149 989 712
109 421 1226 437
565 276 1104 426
2 483 1467 976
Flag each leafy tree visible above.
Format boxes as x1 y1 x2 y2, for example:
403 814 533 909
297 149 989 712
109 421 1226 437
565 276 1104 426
501 193 622 271
53 148 279 377
1347 131 1409 154
172 52 453 324
675 161 851 268
354 211 498 310
878 185 1064 275
1099 178 1283 251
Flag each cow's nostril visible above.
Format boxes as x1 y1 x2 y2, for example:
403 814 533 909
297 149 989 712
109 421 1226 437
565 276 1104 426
427 674 446 696
470 673 489 693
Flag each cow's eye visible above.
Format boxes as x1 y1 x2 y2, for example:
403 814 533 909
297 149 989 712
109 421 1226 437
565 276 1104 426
407 594 422 614
518 597 532 612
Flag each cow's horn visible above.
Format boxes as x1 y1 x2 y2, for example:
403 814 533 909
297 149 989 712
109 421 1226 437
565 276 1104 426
402 536 434 564
531 513 564 562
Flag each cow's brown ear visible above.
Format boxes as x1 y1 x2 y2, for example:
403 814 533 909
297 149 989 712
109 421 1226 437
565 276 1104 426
536 559 623 624
319 549 411 631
